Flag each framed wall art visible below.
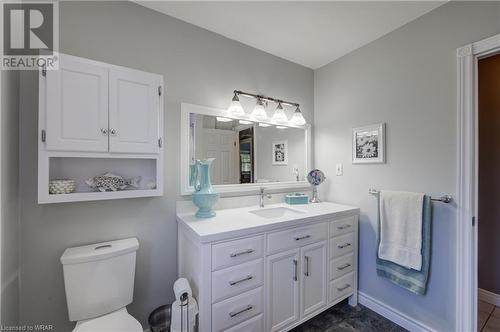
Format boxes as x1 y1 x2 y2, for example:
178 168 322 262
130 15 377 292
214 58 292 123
352 123 385 164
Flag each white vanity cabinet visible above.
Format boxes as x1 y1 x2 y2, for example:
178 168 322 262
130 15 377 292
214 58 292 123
38 54 164 203
177 202 359 332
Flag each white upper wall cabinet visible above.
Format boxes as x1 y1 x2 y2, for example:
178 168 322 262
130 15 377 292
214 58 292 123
45 55 109 152
38 54 164 204
109 68 161 154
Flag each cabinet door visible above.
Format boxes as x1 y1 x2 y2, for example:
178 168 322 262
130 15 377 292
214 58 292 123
266 248 300 332
109 68 161 154
45 55 109 152
301 241 327 318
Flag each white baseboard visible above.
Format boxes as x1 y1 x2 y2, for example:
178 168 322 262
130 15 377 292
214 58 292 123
479 288 500 306
358 292 435 332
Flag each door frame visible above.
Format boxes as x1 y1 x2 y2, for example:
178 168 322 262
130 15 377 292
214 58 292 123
456 33 500 332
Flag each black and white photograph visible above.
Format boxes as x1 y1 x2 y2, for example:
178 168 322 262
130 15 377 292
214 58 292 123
272 140 288 165
352 123 385 164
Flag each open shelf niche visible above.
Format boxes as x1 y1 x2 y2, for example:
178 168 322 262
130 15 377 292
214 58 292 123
39 155 163 204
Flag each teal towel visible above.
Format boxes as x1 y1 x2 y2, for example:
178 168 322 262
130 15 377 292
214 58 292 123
376 195 431 295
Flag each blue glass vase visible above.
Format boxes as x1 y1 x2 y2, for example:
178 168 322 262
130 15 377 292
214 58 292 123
192 158 219 218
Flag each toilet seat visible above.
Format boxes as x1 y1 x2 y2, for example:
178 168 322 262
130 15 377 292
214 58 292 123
73 307 142 332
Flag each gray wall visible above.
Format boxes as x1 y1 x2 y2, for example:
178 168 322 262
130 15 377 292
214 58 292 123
478 54 500 295
314 2 500 331
18 2 313 331
1 70 20 326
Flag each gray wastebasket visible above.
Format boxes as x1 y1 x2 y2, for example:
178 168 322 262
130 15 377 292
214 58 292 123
148 304 172 332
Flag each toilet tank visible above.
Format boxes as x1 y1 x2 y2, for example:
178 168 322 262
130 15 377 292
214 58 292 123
60 238 139 321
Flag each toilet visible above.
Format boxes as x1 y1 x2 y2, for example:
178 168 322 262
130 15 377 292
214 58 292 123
60 237 142 332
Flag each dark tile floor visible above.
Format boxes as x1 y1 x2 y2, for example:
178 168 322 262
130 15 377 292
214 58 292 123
292 300 407 332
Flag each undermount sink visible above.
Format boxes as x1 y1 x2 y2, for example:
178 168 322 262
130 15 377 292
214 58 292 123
249 207 305 219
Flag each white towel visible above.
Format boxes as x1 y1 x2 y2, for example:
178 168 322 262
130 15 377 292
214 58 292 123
378 190 425 270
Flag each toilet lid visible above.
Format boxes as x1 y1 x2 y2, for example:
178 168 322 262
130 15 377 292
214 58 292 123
73 308 142 332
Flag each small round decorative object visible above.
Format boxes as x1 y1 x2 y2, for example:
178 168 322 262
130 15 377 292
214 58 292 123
307 169 325 203
49 179 76 194
307 169 325 186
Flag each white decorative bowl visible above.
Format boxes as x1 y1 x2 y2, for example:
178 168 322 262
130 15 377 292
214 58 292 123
49 179 76 194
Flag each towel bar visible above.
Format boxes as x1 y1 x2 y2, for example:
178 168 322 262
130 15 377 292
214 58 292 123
368 189 453 204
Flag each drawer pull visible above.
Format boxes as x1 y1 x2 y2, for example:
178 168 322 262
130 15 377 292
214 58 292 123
337 243 351 249
337 284 351 292
229 305 253 318
229 275 253 286
337 263 351 271
337 224 352 230
304 256 310 276
230 249 254 258
294 235 311 241
293 259 298 281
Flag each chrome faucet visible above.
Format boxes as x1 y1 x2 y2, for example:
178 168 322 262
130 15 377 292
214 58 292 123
259 187 272 208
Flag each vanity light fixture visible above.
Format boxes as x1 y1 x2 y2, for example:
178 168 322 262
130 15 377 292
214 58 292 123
290 106 306 126
227 92 245 116
272 102 288 124
229 90 306 126
252 98 268 120
216 116 233 122
239 120 253 125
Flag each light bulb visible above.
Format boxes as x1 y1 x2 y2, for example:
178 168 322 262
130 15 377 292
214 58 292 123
239 120 253 125
272 102 288 124
252 99 268 120
259 123 272 127
290 106 306 126
276 125 287 129
227 93 245 116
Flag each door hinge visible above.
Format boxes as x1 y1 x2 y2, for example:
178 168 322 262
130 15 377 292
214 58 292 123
41 66 46 77
472 216 476 227
158 86 162 96
41 130 46 142
158 138 162 148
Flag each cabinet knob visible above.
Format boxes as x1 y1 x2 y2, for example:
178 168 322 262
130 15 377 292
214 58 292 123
110 129 117 135
100 128 108 135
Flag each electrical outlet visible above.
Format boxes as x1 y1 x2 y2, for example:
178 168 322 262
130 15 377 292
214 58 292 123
336 163 343 176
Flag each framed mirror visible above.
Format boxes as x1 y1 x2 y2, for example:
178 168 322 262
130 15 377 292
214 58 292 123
180 103 311 195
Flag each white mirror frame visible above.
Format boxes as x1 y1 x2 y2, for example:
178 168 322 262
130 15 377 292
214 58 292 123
180 103 312 196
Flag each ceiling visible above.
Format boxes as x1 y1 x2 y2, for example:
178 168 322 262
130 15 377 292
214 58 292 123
138 1 444 69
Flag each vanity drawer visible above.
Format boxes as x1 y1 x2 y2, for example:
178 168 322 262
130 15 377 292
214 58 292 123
212 287 264 332
212 258 264 303
329 233 354 258
223 314 264 332
329 216 355 237
330 253 354 280
212 235 264 271
329 272 354 303
267 222 327 254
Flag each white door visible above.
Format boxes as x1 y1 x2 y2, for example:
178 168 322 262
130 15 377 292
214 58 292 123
109 68 160 154
300 241 327 318
266 248 300 332
45 55 109 152
201 129 238 185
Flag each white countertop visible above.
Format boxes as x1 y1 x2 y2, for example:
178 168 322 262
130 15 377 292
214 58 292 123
176 202 359 243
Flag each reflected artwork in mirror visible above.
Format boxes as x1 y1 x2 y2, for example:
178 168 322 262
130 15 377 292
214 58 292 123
188 113 307 185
